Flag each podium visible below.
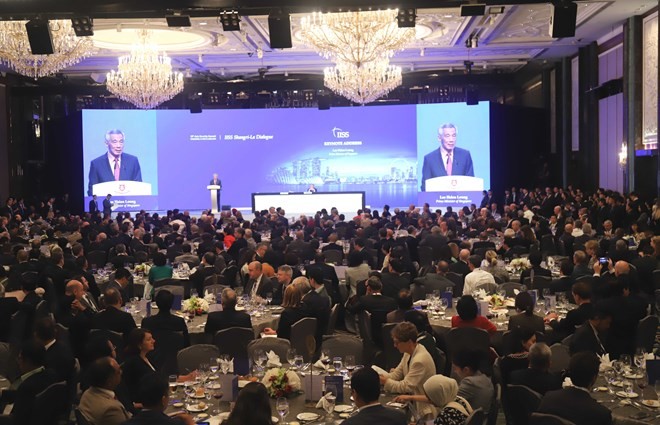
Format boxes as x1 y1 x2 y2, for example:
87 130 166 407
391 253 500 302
91 181 152 196
207 185 221 214
425 176 484 192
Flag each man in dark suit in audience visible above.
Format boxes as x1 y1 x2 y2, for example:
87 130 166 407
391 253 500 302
341 367 406 425
570 250 591 280
411 260 454 301
227 228 248 263
91 288 137 340
346 277 396 349
569 303 612 356
34 316 75 385
106 267 131 306
632 244 658 296
550 259 574 296
174 244 200 268
110 244 136 270
205 288 251 336
546 281 593 343
418 226 448 259
42 250 70 297
244 261 273 299
449 249 471 277
520 251 552 283
305 253 340 304
296 277 330 348
189 252 217 297
122 374 195 425
537 352 612 425
379 258 411 300
509 342 562 395
142 290 190 347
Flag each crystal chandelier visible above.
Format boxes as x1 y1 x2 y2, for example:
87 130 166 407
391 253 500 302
106 29 184 109
324 59 402 104
300 9 415 66
0 20 96 79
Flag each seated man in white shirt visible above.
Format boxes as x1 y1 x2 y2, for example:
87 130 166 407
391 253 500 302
462 255 495 295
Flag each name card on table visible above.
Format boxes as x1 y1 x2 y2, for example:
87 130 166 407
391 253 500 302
544 295 556 310
172 295 183 311
442 291 453 307
324 376 344 403
216 374 239 401
529 290 538 306
302 372 324 401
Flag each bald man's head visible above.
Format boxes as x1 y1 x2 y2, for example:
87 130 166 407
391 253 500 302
459 249 470 262
65 280 84 299
614 261 630 277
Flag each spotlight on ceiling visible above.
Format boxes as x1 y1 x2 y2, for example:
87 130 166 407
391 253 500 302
71 17 94 36
465 35 478 49
268 11 292 49
26 19 54 54
220 10 241 32
397 8 417 28
166 14 192 28
460 3 486 17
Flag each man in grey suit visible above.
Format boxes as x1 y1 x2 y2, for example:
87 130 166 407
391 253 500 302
79 357 131 425
452 348 494 415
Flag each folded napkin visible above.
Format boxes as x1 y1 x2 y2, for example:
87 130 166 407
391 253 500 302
645 352 655 360
266 350 282 367
513 289 520 296
472 289 487 299
562 377 573 388
315 392 334 410
314 353 329 371
598 353 613 372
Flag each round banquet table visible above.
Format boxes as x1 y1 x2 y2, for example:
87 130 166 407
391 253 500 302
590 375 660 425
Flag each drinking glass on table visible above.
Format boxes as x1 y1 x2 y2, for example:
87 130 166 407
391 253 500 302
210 359 219 375
168 375 178 393
623 379 634 396
604 369 616 396
294 355 304 370
276 397 289 425
619 355 632 373
266 292 273 305
286 349 297 369
325 392 336 422
634 348 646 369
253 349 265 369
637 374 648 393
332 357 343 373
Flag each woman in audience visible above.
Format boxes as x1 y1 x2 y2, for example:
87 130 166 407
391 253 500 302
451 295 497 335
145 252 173 299
262 284 306 340
223 382 274 425
508 291 544 333
481 250 509 283
498 326 536 386
122 328 158 402
395 375 473 425
344 251 370 298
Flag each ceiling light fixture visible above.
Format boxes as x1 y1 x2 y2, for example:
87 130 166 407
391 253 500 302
220 10 241 32
324 59 402 105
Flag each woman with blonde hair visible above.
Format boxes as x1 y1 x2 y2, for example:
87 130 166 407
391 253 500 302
481 250 509 282
263 284 305 339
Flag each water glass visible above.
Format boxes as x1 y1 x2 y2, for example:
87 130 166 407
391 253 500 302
168 375 178 392
332 357 343 373
604 369 616 395
620 355 632 373
253 349 265 367
325 392 336 418
286 349 297 368
276 397 289 425
294 355 304 369
634 348 646 369
623 380 634 396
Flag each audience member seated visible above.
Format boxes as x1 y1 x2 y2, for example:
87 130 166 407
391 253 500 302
346 276 397 347
121 329 159 403
405 310 443 374
110 244 136 270
189 252 217 297
519 252 551 283
205 288 252 335
122 373 195 425
387 289 414 323
146 252 172 292
263 283 306 340
549 259 574 295
78 357 132 425
34 316 75 385
92 288 137 339
570 250 591 280
223 382 273 425
545 281 593 342
536 352 612 425
462 255 495 295
481 250 510 283
174 244 200 268
378 322 436 418
245 260 273 299
451 295 497 335
569 303 612 356
18 271 41 309
498 326 536 386
0 340 57 425
106 268 131 306
452 349 494 414
425 375 474 425
508 291 544 333
306 267 331 308
344 251 370 298
141 289 190 347
342 368 407 425
411 260 454 301
271 265 292 306
380 258 411 299
509 342 562 395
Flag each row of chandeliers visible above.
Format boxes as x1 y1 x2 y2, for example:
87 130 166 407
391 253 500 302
0 10 415 108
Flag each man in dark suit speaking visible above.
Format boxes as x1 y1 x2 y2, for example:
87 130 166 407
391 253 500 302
88 129 142 195
420 123 474 191
209 173 222 210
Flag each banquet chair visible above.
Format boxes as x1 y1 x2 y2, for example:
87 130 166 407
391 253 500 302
247 338 291 364
154 284 184 298
151 330 185 376
636 315 659 353
177 344 220 375
290 317 318 363
152 278 179 288
446 272 465 297
203 274 218 287
503 384 542 425
134 250 149 264
499 282 523 297
523 276 553 292
90 329 125 362
325 303 339 335
417 246 433 268
476 282 499 295
320 335 364 365
87 250 108 269
549 343 570 374
323 250 343 266
32 381 68 425
35 300 51 321
222 265 239 287
445 327 491 374
214 327 254 375
380 323 402 370
529 413 576 425
74 408 92 425
465 407 486 425
540 235 556 257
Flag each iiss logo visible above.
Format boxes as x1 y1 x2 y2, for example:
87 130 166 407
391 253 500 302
332 127 350 138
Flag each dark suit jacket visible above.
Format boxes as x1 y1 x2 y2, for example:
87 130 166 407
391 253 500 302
509 368 562 395
380 272 411 299
45 340 76 383
419 234 449 258
301 291 331 346
88 153 142 195
204 309 252 335
122 408 182 425
88 199 99 214
570 322 606 356
508 313 545 333
341 404 407 425
244 275 274 299
189 265 216 297
142 312 190 347
346 294 396 347
120 356 156 403
600 295 648 358
2 368 57 425
91 307 137 339
106 281 129 306
548 302 592 342
449 260 470 277
420 146 474 191
103 198 112 216
550 276 573 295
537 387 612 425
276 307 307 340
520 266 552 283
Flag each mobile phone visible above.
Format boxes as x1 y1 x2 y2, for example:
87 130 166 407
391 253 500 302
598 257 608 265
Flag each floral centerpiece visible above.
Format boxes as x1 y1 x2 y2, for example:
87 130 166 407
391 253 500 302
489 293 505 307
509 258 531 273
262 368 302 398
134 264 150 274
182 295 210 315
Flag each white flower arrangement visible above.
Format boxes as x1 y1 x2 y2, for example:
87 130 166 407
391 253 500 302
509 258 531 272
134 264 151 274
182 295 210 315
262 368 302 398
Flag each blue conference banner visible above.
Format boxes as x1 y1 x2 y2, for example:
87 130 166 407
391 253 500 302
82 103 491 212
